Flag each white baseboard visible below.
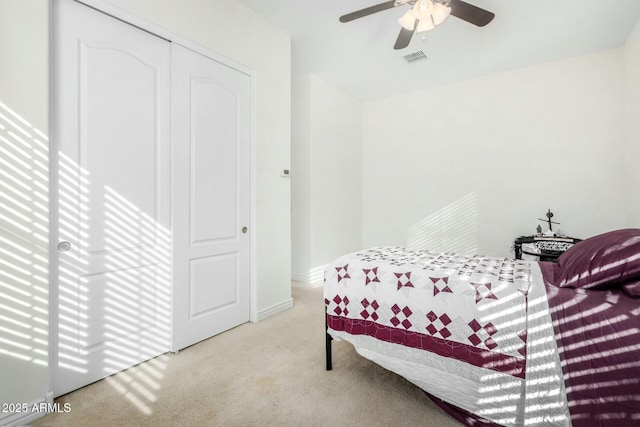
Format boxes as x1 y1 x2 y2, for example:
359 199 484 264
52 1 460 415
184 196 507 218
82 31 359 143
291 264 326 287
257 298 293 322
0 391 53 427
291 272 310 283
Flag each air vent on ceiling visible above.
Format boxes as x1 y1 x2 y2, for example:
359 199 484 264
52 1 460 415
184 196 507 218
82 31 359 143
403 50 427 64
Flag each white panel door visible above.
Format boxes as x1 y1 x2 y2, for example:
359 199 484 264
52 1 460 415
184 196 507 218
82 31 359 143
53 0 171 396
171 44 251 351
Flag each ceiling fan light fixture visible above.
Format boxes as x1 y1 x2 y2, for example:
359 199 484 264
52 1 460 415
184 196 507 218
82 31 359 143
407 0 447 34
415 18 435 33
431 3 451 26
398 9 417 31
412 0 435 22
339 0 495 50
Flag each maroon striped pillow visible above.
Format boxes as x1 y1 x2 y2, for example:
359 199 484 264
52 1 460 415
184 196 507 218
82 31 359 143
556 229 640 290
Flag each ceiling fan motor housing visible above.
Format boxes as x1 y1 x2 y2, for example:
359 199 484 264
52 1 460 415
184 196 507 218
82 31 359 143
394 0 452 6
340 0 495 50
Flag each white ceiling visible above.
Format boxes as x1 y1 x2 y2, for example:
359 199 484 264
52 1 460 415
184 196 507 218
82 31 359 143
236 0 640 101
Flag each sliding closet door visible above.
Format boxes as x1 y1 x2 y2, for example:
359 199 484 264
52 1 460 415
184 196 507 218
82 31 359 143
53 0 171 396
171 44 251 351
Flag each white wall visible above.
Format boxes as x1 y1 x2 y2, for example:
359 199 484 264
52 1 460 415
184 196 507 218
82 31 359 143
0 0 291 422
362 49 630 258
291 75 362 284
291 76 312 281
0 0 50 423
625 18 640 225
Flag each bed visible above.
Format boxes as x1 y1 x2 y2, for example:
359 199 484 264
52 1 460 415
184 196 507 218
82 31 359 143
324 229 640 426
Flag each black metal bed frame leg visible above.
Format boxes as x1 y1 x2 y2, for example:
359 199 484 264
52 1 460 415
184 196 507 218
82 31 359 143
325 317 333 371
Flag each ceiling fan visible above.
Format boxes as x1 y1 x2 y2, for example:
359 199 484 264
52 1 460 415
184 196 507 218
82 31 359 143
339 0 495 50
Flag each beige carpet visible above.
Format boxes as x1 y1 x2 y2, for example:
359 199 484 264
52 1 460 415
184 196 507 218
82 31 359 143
32 282 462 427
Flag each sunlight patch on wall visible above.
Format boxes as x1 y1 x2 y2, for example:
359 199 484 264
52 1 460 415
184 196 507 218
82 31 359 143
293 264 327 287
0 101 49 366
0 101 49 424
407 193 478 255
308 264 327 287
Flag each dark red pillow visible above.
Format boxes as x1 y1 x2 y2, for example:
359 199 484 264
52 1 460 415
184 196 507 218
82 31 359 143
556 229 640 290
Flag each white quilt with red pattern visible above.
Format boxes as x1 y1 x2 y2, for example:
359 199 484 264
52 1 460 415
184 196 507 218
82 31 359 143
325 247 571 426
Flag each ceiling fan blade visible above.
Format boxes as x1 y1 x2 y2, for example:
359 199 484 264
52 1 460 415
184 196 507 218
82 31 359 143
339 1 397 23
393 25 415 50
449 0 495 27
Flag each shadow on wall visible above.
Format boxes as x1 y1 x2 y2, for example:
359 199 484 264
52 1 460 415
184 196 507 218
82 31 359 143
0 101 49 417
407 192 479 255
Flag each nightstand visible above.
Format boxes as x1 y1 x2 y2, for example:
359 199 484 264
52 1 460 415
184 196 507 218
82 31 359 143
514 236 581 262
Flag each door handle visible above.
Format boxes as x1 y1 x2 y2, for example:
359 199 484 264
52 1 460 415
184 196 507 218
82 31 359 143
241 227 248 234
57 241 72 252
